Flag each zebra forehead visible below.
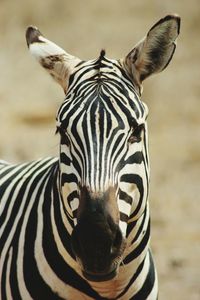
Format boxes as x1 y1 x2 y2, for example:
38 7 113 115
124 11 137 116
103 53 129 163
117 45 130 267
57 99 146 134
56 55 148 127
57 88 147 129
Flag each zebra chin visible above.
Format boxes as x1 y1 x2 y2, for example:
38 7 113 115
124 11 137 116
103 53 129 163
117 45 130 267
82 266 118 282
74 248 121 282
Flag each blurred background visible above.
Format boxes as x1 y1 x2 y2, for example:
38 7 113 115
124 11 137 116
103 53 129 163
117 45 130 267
0 0 199 299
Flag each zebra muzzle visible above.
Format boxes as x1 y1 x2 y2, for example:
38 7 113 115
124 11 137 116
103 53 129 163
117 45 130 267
71 190 124 282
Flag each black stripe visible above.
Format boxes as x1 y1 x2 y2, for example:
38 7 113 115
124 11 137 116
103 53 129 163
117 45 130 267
130 251 156 299
123 219 150 264
67 190 79 202
89 98 99 180
53 182 75 258
9 244 22 300
59 198 74 228
0 164 18 180
109 132 125 163
98 101 105 184
68 145 82 177
61 173 78 185
60 152 71 165
123 151 143 166
118 189 132 205
70 112 88 169
131 207 147 244
126 219 137 238
120 212 129 222
116 257 146 299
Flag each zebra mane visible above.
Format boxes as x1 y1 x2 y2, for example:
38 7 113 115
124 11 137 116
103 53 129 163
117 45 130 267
99 49 106 60
97 49 106 80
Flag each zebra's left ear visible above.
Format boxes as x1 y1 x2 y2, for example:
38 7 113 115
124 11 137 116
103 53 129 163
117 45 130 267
122 14 181 93
26 26 81 93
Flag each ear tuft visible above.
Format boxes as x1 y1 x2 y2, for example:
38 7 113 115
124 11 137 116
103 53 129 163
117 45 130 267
149 14 181 37
25 26 81 93
26 26 44 47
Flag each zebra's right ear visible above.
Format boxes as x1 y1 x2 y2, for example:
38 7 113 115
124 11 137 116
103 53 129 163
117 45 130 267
26 26 81 93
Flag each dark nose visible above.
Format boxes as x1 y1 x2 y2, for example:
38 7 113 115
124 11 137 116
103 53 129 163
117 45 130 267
71 187 124 281
71 213 123 281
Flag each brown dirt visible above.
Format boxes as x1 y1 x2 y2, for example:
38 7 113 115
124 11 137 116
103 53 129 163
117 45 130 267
0 1 199 299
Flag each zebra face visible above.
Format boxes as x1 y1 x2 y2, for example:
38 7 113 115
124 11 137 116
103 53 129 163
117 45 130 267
56 54 149 227
55 56 149 280
26 15 180 281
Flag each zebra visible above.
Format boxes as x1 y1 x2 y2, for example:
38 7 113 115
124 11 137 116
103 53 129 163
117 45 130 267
0 14 180 300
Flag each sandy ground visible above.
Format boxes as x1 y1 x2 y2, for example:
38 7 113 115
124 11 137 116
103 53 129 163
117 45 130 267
0 1 199 299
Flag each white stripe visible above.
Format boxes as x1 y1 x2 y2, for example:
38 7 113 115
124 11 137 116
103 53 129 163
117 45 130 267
118 199 132 216
70 198 79 212
119 220 127 237
5 247 13 300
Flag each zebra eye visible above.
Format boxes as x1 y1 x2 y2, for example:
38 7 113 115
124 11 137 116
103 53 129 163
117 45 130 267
56 126 70 146
128 124 144 144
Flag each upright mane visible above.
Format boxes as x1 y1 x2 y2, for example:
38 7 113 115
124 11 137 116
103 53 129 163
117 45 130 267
96 49 106 81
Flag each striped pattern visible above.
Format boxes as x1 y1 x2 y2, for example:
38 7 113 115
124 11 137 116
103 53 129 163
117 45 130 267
57 56 150 236
1 14 181 299
0 56 157 299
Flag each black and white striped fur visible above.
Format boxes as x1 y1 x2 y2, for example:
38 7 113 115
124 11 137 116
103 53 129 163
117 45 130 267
0 15 180 299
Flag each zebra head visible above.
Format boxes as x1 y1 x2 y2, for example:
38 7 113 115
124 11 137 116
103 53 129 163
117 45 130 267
26 15 180 282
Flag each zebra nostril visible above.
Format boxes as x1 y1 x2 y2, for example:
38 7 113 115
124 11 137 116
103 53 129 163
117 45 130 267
110 228 123 258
